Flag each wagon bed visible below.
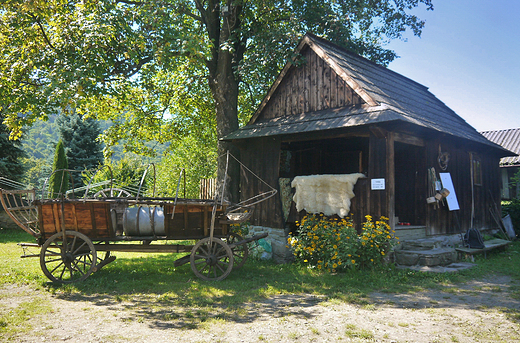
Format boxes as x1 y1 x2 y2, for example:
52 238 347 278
0 153 276 283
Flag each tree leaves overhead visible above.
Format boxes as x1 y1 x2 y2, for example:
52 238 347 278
0 0 433 152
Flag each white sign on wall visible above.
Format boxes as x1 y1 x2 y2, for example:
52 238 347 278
371 178 385 190
439 173 460 211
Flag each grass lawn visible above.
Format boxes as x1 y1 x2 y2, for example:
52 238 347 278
1 226 520 340
1 226 519 303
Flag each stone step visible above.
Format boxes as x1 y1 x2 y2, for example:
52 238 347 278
399 237 445 251
394 225 427 241
394 247 458 267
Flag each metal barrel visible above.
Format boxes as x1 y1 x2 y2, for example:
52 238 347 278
123 206 165 236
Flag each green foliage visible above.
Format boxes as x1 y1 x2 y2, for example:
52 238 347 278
0 120 25 182
48 139 68 197
288 214 397 271
155 135 217 198
55 111 103 185
21 114 58 160
85 156 150 193
502 198 520 237
20 157 52 191
0 0 434 155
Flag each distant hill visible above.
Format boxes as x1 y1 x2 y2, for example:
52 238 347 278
22 115 169 162
22 115 58 161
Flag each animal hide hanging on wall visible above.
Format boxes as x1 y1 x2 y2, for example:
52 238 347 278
291 173 365 218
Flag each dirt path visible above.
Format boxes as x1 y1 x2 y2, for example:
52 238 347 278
2 274 520 342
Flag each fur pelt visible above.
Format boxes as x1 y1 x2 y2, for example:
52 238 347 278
291 173 365 218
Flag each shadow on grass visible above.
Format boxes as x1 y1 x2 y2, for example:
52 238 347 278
0 227 36 243
4 225 519 331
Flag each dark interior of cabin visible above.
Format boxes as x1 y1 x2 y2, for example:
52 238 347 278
279 137 369 178
394 142 427 226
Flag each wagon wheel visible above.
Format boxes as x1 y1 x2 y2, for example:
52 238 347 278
190 237 234 281
93 187 132 198
225 232 249 269
40 231 97 283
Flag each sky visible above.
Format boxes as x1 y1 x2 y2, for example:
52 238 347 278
385 0 520 132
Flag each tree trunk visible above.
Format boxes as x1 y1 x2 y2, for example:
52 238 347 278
209 74 240 204
204 1 243 204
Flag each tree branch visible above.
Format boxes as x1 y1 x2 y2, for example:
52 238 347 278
108 55 154 80
115 0 146 5
28 13 56 51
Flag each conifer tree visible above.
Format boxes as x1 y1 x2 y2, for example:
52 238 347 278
56 111 103 185
0 119 25 182
48 139 68 198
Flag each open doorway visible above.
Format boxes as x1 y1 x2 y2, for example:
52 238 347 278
394 142 426 226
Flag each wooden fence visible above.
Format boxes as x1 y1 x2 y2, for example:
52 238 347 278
199 178 217 199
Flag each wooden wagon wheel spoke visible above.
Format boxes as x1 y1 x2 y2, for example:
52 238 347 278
71 240 88 255
40 231 97 284
190 237 234 281
224 233 249 269
49 261 65 275
93 187 132 198
215 261 229 273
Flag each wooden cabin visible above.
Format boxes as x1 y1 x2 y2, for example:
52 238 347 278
481 128 520 199
224 33 511 259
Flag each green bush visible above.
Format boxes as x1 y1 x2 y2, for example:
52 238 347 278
288 214 398 271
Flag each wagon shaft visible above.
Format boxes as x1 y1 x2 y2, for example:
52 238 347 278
227 232 269 250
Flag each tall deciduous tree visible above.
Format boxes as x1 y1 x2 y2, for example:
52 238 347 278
0 0 433 200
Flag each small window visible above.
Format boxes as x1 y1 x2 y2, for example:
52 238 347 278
471 153 482 186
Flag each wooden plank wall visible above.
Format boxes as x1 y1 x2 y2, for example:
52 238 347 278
238 137 284 229
259 47 363 121
367 129 389 219
424 136 502 234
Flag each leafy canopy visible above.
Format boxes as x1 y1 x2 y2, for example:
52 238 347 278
0 0 433 155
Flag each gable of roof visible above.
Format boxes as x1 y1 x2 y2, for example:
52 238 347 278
225 33 508 154
480 128 520 165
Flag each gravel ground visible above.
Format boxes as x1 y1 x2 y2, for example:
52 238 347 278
2 274 520 343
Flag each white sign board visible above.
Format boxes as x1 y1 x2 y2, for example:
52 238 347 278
371 178 385 190
439 173 460 211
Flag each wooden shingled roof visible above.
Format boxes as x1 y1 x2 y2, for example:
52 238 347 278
224 33 507 153
480 128 520 165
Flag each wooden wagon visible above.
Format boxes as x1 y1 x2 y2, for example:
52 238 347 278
0 154 276 283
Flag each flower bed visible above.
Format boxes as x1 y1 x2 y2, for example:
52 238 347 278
288 214 398 271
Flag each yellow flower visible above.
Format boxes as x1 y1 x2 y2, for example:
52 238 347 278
333 245 337 249
351 260 356 264
333 263 337 268
304 259 308 262
381 252 385 256
317 265 322 269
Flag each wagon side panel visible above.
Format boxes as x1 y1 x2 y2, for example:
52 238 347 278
39 202 113 240
164 204 227 239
